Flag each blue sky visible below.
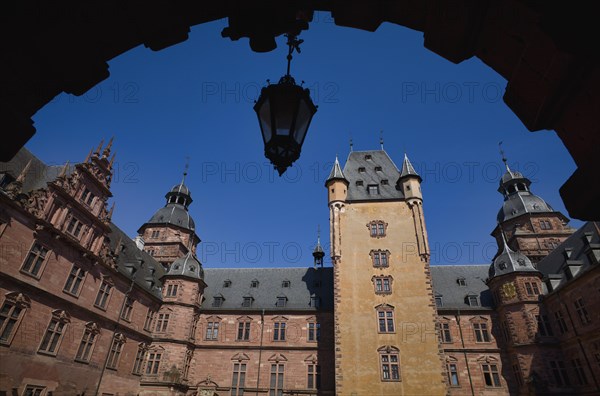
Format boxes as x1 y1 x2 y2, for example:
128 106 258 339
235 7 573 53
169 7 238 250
28 15 581 268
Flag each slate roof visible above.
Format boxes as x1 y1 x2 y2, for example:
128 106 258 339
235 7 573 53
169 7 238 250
343 150 405 202
326 156 347 183
201 267 333 311
430 265 493 310
166 251 204 280
108 223 166 299
146 204 196 232
489 236 538 279
536 221 599 289
0 147 75 193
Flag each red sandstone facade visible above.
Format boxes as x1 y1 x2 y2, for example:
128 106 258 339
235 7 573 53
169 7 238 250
0 143 599 395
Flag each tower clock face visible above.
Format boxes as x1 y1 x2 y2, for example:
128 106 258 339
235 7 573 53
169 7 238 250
501 282 517 299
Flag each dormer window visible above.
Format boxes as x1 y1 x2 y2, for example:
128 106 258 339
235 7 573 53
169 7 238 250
282 280 291 288
381 180 389 185
467 295 479 307
212 296 224 307
365 155 372 160
368 185 380 195
375 166 382 172
242 297 254 308
250 280 259 288
358 167 366 173
276 297 287 307
356 181 364 186
223 280 232 288
457 278 466 287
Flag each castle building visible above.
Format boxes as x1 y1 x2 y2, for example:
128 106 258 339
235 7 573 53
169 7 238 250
0 142 598 396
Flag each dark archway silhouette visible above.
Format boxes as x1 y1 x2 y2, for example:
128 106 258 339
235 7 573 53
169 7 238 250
2 1 598 219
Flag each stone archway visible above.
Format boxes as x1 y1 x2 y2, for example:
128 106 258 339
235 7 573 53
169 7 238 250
2 1 598 219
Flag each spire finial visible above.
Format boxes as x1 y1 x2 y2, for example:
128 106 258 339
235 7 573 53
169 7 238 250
107 202 115 220
317 224 321 245
94 139 104 155
102 136 114 158
497 221 511 251
380 130 384 150
349 137 353 152
85 149 93 163
182 156 190 184
499 141 510 172
58 161 70 178
109 152 117 169
16 159 32 184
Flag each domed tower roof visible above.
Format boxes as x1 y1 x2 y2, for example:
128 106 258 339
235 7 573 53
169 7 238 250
496 155 555 222
165 251 204 280
145 173 196 232
489 232 538 279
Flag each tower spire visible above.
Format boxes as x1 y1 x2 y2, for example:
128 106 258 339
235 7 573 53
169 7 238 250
313 224 325 268
379 130 384 150
499 141 510 173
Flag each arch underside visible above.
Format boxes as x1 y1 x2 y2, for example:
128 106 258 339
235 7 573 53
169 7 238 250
2 1 598 219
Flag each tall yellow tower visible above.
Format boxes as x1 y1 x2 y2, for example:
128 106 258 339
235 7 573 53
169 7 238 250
326 149 446 395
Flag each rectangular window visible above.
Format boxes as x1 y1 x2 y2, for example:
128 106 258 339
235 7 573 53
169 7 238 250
269 364 284 396
572 358 588 385
237 322 250 341
144 309 155 332
378 310 395 333
435 296 443 307
94 281 112 309
441 323 452 343
555 310 568 334
308 322 320 342
536 315 554 337
473 323 490 342
151 230 160 238
273 322 286 341
378 223 385 236
166 284 178 297
155 313 170 332
524 282 540 296
132 346 147 375
540 220 552 230
212 297 224 307
121 297 134 321
39 318 66 354
574 298 591 324
447 363 459 386
368 185 379 195
242 297 253 308
63 265 86 296
380 353 400 381
231 362 247 396
381 252 388 266
146 352 162 375
373 252 380 266
468 295 479 306
307 364 321 389
550 361 570 387
106 338 124 369
206 321 220 340
75 328 97 362
370 224 377 236
81 188 95 206
0 300 25 344
66 216 83 238
23 386 46 396
482 364 501 387
276 297 287 307
21 243 49 277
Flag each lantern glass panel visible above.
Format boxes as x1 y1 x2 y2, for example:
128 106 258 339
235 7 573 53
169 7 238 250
293 96 312 145
274 91 298 136
258 98 272 143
